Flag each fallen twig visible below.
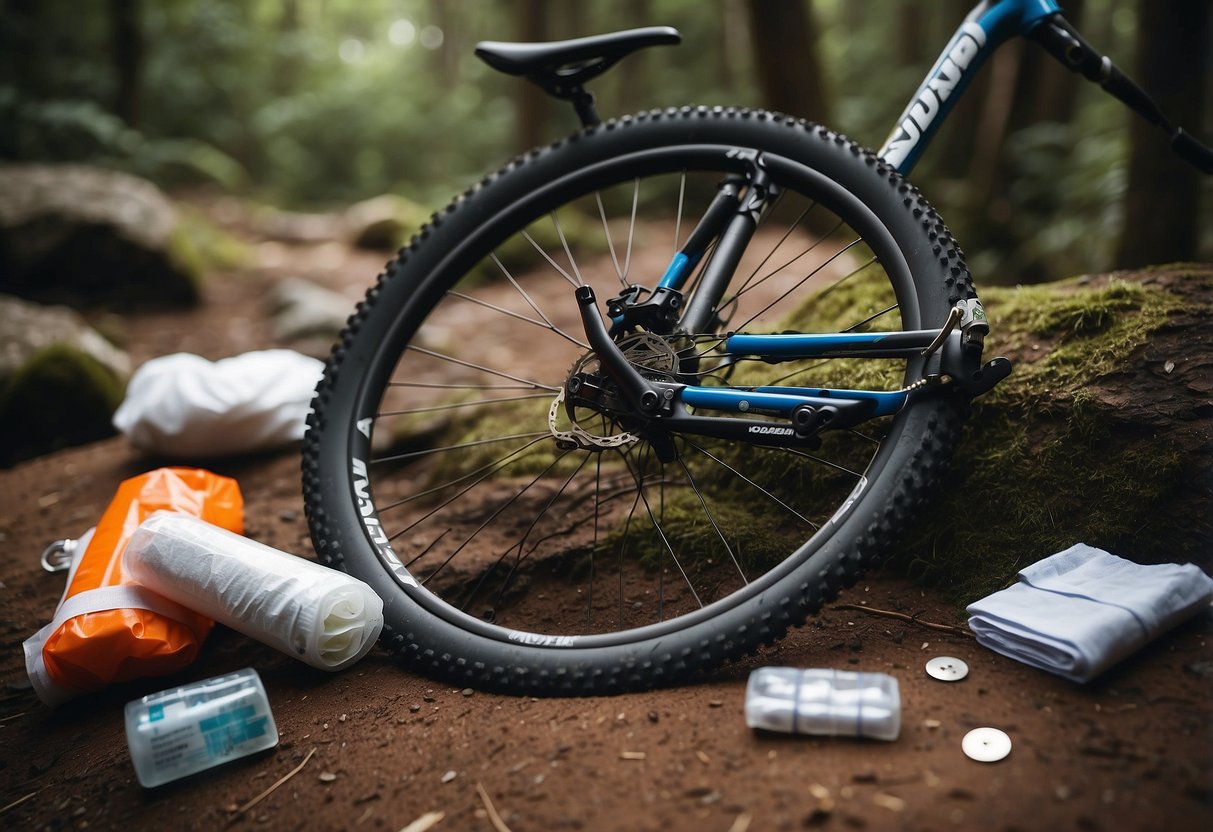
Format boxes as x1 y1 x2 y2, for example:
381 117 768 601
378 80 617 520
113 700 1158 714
829 603 973 637
399 810 445 832
1 791 38 815
476 782 513 832
229 747 317 822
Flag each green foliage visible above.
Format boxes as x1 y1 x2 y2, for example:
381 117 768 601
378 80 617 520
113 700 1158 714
0 82 250 191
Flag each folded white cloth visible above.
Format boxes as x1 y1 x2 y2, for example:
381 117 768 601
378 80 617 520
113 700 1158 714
113 350 323 458
967 543 1213 683
125 513 384 671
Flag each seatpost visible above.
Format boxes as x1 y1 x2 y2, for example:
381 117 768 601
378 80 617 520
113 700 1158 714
570 88 600 127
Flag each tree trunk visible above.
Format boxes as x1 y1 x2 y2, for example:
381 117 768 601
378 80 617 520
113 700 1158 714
431 0 460 89
109 0 143 128
895 0 926 67
718 0 748 94
613 0 650 117
1115 0 1209 268
926 0 990 178
515 0 551 153
745 0 830 123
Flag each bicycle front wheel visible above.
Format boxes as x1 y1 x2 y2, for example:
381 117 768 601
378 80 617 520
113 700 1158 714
303 107 974 693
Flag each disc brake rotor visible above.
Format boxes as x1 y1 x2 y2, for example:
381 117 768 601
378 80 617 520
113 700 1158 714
547 332 678 450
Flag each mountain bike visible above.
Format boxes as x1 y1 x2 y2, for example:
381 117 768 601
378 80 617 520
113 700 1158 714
301 0 1212 694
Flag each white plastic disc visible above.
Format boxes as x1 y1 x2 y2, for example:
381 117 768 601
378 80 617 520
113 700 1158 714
925 656 969 682
962 727 1012 762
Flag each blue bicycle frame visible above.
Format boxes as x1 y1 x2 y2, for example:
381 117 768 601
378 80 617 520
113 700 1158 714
586 0 1208 442
879 0 1061 173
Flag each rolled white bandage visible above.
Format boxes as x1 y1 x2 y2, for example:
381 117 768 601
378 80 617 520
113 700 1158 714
125 513 384 671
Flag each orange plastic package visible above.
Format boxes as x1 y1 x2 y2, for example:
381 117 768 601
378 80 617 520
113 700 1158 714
22 468 243 706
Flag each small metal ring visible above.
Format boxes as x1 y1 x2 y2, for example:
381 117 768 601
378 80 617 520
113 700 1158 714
40 539 77 573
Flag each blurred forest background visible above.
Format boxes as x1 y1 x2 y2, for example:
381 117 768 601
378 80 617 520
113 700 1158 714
2 0 1210 285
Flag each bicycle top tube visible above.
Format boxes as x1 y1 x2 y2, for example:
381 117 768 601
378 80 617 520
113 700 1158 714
878 0 1062 174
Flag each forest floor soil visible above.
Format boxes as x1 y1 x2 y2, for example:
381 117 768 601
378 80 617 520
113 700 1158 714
1 210 1211 832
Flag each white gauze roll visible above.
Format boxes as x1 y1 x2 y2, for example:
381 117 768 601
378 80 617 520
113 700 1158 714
125 513 384 671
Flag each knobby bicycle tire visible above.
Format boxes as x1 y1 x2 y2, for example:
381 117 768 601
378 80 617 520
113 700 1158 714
302 106 973 694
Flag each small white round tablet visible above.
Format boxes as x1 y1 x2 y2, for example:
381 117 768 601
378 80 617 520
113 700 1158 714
925 656 969 681
962 727 1012 762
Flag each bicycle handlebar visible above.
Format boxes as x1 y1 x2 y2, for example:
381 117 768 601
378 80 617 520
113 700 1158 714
1030 17 1213 175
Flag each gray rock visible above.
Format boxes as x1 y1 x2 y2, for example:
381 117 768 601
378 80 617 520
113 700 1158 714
0 164 199 307
255 208 344 243
267 277 352 342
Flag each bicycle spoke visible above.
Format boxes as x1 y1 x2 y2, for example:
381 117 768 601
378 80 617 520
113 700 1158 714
373 430 548 467
675 450 748 584
377 435 550 513
622 177 639 281
388 380 546 391
446 290 588 349
684 439 817 529
406 345 560 392
470 453 593 614
847 427 882 446
730 237 864 333
520 229 580 288
615 470 645 629
733 199 816 298
415 450 574 587
596 191 630 289
490 253 577 339
378 392 553 418
812 255 880 304
726 218 845 308
632 453 702 611
551 211 585 286
392 438 551 539
589 451 602 631
767 358 830 386
845 302 900 333
781 447 866 480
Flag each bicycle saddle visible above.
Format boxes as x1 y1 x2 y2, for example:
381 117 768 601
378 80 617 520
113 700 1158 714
475 26 680 85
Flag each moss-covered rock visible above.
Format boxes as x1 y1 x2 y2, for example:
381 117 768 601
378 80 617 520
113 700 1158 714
892 265 1213 602
167 205 253 276
0 342 126 465
344 194 432 251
